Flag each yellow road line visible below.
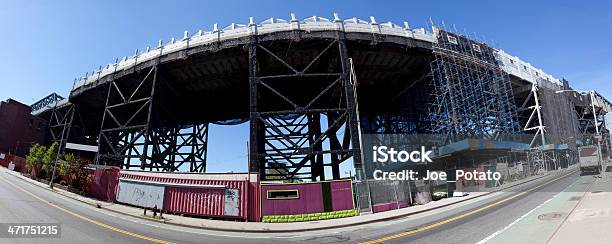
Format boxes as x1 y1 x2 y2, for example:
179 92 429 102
362 171 576 244
0 175 175 244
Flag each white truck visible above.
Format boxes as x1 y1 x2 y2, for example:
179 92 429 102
579 145 602 174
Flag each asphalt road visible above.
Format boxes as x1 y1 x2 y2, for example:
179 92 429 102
0 168 592 244
359 170 588 244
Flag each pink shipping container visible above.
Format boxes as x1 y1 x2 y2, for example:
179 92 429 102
164 187 225 217
260 179 354 216
118 171 260 221
86 166 120 202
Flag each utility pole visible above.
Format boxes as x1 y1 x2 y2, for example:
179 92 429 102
49 101 69 189
589 91 605 175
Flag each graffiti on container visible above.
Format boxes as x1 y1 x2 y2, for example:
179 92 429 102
116 180 164 208
133 187 162 205
224 188 240 216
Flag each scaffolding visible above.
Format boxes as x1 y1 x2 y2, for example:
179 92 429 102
427 27 520 143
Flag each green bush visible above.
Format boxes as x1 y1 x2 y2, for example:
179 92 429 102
26 144 46 177
42 142 59 173
262 208 360 222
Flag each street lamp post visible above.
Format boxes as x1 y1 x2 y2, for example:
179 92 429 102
556 89 605 173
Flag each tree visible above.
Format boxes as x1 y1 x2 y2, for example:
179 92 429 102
58 153 75 182
43 142 59 173
71 157 91 192
58 153 90 191
25 144 46 177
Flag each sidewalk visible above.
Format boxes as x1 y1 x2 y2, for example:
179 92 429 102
0 166 574 232
547 166 612 243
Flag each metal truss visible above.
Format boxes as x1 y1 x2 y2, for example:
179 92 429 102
31 93 64 113
576 104 604 139
96 65 158 167
361 113 432 157
143 124 208 172
96 64 209 172
575 99 609 153
362 70 431 136
248 36 362 181
360 71 433 154
48 103 75 152
520 84 546 147
45 102 96 158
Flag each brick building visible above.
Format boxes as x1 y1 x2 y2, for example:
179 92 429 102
0 99 47 157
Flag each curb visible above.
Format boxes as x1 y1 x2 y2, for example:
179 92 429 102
127 168 577 233
1 166 577 233
2 169 167 221
280 169 576 233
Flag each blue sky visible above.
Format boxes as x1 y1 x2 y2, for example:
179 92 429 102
1 0 611 173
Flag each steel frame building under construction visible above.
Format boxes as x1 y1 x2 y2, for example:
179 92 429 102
30 14 612 185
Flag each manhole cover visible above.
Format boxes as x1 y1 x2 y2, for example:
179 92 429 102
569 196 581 201
538 212 565 221
591 191 603 194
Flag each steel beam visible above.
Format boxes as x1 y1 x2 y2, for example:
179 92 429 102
95 63 210 172
248 36 361 181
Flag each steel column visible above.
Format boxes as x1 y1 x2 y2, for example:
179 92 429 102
247 36 361 181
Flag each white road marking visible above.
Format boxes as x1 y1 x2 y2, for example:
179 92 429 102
476 178 581 244
475 196 556 244
0 169 577 241
14 182 330 239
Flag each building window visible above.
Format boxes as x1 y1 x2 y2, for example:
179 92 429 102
447 35 458 45
267 190 300 200
472 44 481 52
509 59 515 64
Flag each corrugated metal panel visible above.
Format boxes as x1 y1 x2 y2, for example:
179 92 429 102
260 180 354 216
118 171 259 220
247 181 260 221
87 167 120 202
330 181 354 211
120 171 256 181
117 180 165 208
164 187 224 217
260 183 324 216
